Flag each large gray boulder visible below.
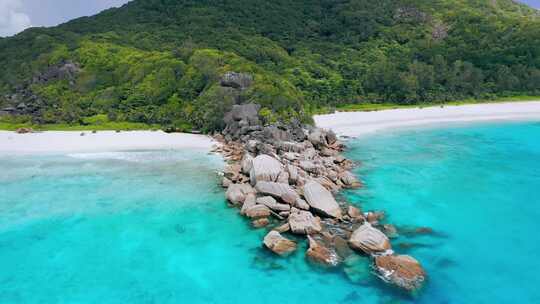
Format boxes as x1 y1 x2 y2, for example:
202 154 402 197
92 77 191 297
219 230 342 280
255 181 299 203
263 231 297 256
288 208 322 234
226 183 255 206
303 181 342 218
250 155 282 185
349 223 391 255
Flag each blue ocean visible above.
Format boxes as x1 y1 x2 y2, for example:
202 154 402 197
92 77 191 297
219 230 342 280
1 121 539 303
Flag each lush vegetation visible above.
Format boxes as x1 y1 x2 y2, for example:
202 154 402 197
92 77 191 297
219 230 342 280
0 0 539 131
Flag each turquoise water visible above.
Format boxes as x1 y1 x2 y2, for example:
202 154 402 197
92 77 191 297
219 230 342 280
1 121 539 303
0 150 389 304
345 121 540 303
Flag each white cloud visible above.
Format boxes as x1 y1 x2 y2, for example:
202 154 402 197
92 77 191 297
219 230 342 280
0 0 32 37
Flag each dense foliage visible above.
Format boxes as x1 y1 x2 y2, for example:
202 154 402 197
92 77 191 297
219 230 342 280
0 0 539 131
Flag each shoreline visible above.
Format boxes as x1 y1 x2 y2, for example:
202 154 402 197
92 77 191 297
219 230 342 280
314 101 540 137
0 130 215 154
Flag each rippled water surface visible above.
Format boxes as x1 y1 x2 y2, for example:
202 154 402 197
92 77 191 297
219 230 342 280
2 121 539 303
345 121 540 303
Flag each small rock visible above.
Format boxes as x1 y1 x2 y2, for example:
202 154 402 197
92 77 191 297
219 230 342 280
252 218 270 228
263 231 297 256
347 206 364 220
246 205 271 219
240 194 256 215
294 198 310 210
288 208 322 235
256 196 290 211
306 236 340 267
222 177 232 188
273 223 290 233
383 224 399 238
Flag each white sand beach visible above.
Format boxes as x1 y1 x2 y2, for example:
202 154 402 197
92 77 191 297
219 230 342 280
0 130 215 154
314 101 540 137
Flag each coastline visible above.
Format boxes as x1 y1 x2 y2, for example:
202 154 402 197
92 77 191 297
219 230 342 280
0 130 215 154
314 101 540 137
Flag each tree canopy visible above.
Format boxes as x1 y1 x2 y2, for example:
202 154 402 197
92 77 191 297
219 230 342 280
0 0 539 131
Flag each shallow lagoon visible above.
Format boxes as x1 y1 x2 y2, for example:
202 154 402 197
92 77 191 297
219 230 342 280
1 121 539 303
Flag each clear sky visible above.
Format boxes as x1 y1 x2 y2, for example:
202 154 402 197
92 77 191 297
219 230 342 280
0 0 539 37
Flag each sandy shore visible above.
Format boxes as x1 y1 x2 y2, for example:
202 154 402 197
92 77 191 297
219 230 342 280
0 130 215 154
314 101 540 137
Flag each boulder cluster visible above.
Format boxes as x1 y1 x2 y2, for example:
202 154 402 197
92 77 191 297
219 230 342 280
214 100 426 292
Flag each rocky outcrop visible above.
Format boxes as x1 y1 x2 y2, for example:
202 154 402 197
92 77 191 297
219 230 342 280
263 231 297 256
217 100 425 294
375 255 426 292
349 223 392 255
303 181 342 218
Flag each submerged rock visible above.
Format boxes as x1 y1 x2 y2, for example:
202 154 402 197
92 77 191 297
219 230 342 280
375 255 426 292
252 218 270 228
344 255 372 284
303 181 342 218
263 231 297 256
306 236 340 267
349 223 391 255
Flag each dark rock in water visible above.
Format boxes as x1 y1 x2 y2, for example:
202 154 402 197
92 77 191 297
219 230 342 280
340 291 361 303
220 72 253 90
343 255 372 284
374 255 426 292
252 218 270 228
334 236 353 259
383 224 399 238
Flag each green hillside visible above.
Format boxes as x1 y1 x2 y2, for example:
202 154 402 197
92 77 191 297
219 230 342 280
0 0 539 131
